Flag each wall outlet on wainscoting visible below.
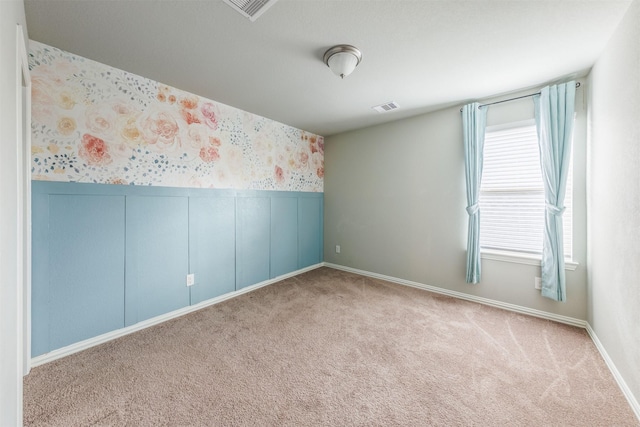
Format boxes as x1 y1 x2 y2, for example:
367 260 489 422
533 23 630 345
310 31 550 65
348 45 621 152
534 277 542 290
335 245 341 254
186 274 195 287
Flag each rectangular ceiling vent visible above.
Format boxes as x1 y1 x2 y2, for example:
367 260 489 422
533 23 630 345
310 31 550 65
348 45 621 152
223 0 279 22
372 101 400 113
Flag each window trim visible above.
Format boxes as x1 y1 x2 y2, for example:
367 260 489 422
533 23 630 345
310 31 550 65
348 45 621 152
481 249 578 271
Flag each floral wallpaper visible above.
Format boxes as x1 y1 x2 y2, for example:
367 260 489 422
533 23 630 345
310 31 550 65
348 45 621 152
28 41 324 192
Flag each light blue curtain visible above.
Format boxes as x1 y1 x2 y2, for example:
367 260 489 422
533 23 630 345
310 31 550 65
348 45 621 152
462 103 487 283
533 82 576 302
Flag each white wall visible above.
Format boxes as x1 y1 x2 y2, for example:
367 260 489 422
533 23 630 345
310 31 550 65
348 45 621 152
0 0 28 425
588 0 640 407
324 81 588 320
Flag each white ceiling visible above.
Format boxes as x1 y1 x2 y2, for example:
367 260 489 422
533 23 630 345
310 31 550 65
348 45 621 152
24 0 632 136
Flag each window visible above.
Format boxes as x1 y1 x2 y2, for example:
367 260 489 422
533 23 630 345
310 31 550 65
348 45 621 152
479 119 572 260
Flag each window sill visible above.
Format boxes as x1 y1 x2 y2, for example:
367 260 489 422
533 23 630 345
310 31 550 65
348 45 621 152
481 249 579 271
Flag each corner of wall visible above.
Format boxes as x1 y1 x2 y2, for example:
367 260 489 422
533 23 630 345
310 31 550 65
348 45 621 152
587 0 640 414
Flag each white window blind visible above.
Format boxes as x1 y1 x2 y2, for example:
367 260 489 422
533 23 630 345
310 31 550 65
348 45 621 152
479 119 572 259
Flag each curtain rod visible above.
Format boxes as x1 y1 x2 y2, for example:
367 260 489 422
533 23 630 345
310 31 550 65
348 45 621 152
459 82 581 112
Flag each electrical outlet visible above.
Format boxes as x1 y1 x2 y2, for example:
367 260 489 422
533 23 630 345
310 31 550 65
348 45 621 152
186 273 195 287
534 277 542 290
335 245 341 254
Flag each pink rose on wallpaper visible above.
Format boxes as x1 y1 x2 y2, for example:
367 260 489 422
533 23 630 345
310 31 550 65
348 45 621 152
31 77 60 125
111 101 137 116
180 96 199 110
303 134 324 155
197 136 222 163
181 109 201 125
309 135 324 155
186 124 210 150
35 65 66 86
31 76 55 106
200 102 219 130
86 104 116 138
140 109 180 146
79 133 112 165
275 165 285 183
199 146 220 163
311 151 324 178
297 151 309 168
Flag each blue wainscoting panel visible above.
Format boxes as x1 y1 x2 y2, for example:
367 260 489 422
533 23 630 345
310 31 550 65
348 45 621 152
189 196 236 304
270 197 298 278
48 195 126 352
32 182 322 355
31 192 50 357
125 196 189 325
298 197 322 268
236 197 271 289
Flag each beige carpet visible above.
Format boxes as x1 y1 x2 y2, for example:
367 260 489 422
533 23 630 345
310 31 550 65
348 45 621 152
24 267 638 426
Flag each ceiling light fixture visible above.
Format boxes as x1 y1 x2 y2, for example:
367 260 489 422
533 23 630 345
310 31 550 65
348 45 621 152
323 45 362 79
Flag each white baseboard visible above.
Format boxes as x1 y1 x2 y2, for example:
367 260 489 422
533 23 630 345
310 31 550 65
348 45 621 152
31 263 324 368
586 323 640 422
323 262 586 327
323 262 639 423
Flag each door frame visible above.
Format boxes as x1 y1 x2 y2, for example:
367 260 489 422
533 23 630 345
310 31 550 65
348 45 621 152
16 23 32 379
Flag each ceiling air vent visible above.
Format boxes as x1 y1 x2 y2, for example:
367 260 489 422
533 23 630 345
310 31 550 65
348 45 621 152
372 101 400 113
222 0 279 21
